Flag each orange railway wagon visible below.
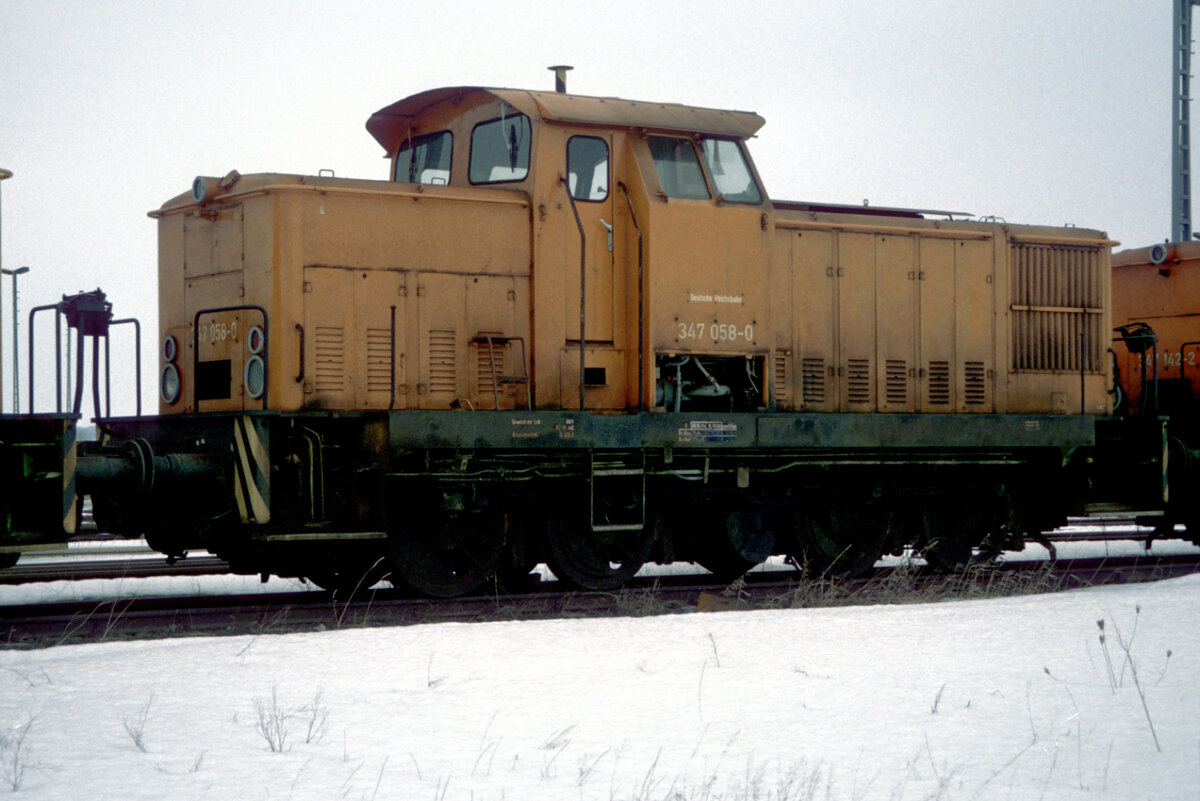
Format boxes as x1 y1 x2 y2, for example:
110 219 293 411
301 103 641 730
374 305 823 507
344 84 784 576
1108 242 1200 532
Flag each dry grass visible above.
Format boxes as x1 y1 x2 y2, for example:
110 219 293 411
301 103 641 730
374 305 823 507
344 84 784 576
773 559 1062 611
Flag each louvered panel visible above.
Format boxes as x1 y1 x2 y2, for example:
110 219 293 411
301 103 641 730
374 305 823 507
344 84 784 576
885 360 907 405
801 358 825 404
847 359 871 405
1010 243 1104 373
964 361 987 405
365 328 391 394
773 352 791 405
314 326 345 392
927 361 951 405
428 329 457 394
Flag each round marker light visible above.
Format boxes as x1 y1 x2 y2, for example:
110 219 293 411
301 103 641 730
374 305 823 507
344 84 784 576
247 325 265 355
244 355 266 399
192 176 208 204
160 363 181 404
163 335 178 363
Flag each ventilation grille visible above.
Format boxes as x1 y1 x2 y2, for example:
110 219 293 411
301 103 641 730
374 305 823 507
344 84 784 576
1010 243 1104 373
314 327 345 392
847 359 871 405
428 329 457 394
927 361 951 405
964 361 987 405
885 360 907 405
365 328 392 394
476 337 506 396
801 358 825 404
773 352 791 404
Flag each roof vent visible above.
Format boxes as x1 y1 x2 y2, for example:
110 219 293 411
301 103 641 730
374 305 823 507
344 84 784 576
548 65 573 93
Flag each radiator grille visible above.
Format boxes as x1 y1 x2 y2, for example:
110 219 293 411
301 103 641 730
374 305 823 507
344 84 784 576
314 327 344 392
365 328 392 394
428 329 457 394
801 358 825 404
847 359 871 405
884 360 907 405
964 361 987 405
1010 243 1104 373
773 352 791 404
927 361 951 405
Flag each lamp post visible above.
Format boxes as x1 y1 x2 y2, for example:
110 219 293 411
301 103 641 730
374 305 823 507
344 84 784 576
1 265 29 413
0 168 11 412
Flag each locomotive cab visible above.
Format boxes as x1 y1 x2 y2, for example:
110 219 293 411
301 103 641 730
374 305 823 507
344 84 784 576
365 86 775 414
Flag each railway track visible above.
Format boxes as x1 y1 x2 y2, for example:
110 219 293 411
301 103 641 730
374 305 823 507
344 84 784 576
3 550 1198 649
0 521 1187 586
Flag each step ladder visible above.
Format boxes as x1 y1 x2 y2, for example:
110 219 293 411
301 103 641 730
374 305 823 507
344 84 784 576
589 451 645 532
476 334 532 411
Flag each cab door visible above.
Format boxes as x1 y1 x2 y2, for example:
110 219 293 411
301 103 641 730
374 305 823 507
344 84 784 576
565 134 614 344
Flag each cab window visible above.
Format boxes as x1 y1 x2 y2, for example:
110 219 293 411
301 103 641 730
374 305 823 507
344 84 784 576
647 135 709 199
699 138 762 204
567 136 609 201
470 113 531 184
394 130 452 185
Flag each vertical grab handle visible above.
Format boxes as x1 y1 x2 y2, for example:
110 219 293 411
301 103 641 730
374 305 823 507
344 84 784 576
295 323 305 383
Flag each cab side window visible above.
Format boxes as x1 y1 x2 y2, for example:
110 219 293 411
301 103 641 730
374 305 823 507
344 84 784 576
567 136 609 201
394 131 452 185
470 113 531 184
647 135 710 199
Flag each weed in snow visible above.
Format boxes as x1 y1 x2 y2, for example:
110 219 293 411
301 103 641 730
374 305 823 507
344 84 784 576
0 715 35 791
1097 607 1162 752
254 686 293 753
122 693 154 752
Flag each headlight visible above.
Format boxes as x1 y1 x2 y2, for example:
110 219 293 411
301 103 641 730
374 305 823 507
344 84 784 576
247 325 264 355
163 335 178 363
192 176 210 204
160 364 181 404
244 355 266 399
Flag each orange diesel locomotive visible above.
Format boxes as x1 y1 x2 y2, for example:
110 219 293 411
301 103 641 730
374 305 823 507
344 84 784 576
3 84 1124 593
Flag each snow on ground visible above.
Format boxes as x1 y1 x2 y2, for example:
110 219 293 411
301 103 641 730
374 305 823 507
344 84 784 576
1 566 1198 799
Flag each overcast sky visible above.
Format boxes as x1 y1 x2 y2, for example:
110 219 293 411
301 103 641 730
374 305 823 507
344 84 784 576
0 1 1172 414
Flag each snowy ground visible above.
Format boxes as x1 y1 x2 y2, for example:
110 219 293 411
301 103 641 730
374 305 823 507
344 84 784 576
1 549 1198 799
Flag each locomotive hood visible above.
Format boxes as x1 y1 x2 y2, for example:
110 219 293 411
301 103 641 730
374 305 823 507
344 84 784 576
365 86 766 155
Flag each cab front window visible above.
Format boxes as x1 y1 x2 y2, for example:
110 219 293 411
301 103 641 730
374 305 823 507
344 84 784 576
699 138 761 204
470 113 531 184
647 135 710 199
394 130 452 185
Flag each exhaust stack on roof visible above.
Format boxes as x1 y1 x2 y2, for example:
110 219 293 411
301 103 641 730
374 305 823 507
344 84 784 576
548 65 573 93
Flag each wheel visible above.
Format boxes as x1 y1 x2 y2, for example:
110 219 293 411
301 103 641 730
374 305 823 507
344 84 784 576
305 555 389 596
388 503 502 598
793 500 886 578
545 508 651 591
691 506 775 581
919 489 1013 572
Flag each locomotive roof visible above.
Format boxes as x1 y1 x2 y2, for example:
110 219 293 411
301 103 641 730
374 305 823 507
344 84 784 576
366 86 766 154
